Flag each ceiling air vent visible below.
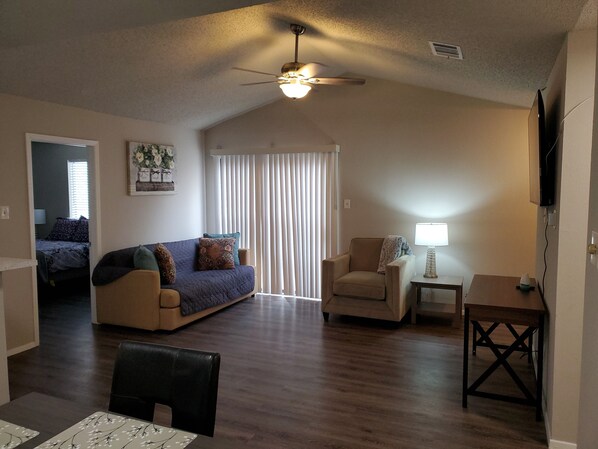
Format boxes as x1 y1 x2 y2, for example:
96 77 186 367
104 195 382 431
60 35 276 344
429 41 463 60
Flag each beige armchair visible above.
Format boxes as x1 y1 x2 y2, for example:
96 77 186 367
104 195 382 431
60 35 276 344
321 237 416 322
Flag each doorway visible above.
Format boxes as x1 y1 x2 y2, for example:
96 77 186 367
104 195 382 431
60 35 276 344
26 133 101 329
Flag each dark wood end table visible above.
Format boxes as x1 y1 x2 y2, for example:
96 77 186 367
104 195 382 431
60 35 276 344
462 274 546 421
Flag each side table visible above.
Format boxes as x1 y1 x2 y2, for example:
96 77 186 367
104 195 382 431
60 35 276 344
410 275 464 327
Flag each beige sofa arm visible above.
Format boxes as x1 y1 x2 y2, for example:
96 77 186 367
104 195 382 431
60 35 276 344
96 269 161 330
239 248 250 266
385 254 416 320
321 253 350 305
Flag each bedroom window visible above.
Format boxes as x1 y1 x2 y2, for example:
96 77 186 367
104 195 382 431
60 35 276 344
67 160 89 219
212 146 339 299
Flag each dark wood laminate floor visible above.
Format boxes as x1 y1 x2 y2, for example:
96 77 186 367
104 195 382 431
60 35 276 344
9 290 547 448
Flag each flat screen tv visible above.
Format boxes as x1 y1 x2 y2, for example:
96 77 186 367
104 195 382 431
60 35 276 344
528 89 555 206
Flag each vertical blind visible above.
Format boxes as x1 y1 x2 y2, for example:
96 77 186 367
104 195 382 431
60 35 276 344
67 160 89 219
214 149 339 299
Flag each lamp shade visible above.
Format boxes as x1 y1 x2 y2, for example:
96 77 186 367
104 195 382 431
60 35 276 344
415 223 448 247
279 79 311 99
34 209 46 225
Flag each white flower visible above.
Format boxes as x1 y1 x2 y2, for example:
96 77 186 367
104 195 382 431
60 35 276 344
154 155 162 166
136 152 144 163
169 161 174 169
166 148 174 157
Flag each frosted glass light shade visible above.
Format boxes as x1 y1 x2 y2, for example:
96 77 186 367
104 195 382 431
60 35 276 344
279 80 311 99
415 223 448 247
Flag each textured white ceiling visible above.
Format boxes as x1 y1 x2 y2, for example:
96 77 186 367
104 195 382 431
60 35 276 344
0 0 592 129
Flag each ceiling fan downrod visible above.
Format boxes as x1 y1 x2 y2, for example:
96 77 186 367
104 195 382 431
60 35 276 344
290 23 306 63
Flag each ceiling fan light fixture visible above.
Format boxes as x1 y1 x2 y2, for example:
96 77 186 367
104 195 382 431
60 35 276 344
279 79 311 99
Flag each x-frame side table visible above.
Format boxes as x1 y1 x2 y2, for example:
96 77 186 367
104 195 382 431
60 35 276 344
462 274 546 421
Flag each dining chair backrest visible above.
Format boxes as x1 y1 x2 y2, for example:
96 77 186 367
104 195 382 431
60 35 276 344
108 340 220 437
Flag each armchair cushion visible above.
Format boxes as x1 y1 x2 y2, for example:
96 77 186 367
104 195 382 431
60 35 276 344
333 271 386 300
349 238 384 272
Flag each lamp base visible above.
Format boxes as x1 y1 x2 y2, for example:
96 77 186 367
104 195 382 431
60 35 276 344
423 246 438 278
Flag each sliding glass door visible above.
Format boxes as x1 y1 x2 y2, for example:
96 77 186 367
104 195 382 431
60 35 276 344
213 148 339 299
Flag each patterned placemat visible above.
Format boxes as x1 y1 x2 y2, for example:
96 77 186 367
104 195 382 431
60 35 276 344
34 412 196 449
0 419 40 449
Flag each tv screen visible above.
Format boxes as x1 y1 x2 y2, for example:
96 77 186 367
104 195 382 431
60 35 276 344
528 89 555 206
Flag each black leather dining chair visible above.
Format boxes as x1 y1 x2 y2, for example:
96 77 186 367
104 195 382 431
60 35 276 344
108 340 220 437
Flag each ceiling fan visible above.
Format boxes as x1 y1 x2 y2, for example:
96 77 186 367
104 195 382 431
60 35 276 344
233 23 366 99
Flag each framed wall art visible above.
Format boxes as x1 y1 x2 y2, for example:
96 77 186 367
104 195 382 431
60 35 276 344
127 141 176 195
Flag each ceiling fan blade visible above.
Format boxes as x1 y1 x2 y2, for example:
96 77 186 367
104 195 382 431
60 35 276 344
232 67 279 77
297 62 327 78
308 77 366 86
240 81 279 86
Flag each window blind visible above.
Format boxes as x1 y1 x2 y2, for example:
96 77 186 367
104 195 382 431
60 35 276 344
67 160 89 219
214 150 339 299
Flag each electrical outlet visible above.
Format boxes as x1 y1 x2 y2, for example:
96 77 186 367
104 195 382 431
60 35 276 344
548 209 557 227
344 199 351 209
0 206 9 220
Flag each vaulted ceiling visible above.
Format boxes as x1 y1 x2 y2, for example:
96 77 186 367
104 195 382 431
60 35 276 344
0 0 594 129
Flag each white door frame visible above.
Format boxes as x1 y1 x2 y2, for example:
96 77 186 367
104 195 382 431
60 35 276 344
25 133 101 342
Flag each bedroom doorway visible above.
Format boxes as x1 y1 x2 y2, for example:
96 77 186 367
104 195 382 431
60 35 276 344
26 133 101 328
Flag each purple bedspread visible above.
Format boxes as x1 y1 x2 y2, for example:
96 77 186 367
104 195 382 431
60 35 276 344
92 238 255 317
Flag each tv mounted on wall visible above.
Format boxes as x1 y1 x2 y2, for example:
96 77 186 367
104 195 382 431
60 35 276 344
528 89 555 207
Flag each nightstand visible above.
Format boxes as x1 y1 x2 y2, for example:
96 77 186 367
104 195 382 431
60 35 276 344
410 275 464 327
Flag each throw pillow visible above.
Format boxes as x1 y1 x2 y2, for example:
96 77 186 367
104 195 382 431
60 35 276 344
46 217 79 241
377 235 402 274
71 216 89 243
203 232 240 265
154 243 176 284
133 245 159 271
197 237 235 270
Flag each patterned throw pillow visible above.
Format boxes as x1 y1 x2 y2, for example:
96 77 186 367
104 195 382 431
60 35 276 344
133 245 159 271
203 232 240 265
46 217 79 241
154 243 176 284
71 217 89 242
197 238 235 270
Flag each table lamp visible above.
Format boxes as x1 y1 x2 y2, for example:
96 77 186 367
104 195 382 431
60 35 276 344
415 223 448 278
34 209 46 225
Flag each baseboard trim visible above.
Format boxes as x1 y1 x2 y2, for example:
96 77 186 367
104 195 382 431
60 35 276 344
7 341 37 357
549 440 577 449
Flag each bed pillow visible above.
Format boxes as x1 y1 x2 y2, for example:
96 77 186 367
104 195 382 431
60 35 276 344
197 238 235 271
71 216 89 242
154 243 176 284
133 245 159 271
46 217 79 241
203 232 240 265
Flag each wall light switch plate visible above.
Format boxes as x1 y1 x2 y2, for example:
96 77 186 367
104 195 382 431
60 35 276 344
0 206 9 220
344 199 351 209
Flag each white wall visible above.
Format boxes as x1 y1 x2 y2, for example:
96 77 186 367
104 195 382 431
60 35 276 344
204 77 537 297
538 29 596 447
0 93 205 352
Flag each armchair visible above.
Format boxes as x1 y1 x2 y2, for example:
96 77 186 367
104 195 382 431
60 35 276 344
321 237 416 322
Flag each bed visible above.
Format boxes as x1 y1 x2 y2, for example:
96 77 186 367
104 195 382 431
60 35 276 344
36 216 90 285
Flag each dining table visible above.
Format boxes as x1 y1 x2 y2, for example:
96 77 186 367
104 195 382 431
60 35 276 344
0 392 235 449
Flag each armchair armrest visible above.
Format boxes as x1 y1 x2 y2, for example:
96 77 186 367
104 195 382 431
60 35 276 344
321 253 350 304
385 254 416 320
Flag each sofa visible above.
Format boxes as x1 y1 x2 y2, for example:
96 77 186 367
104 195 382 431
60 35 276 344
321 237 416 323
92 238 256 331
